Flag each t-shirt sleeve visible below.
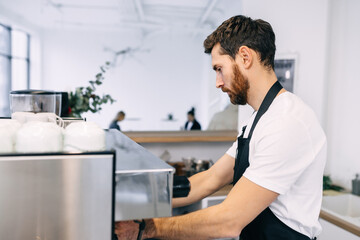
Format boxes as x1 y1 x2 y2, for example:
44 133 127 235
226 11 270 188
226 139 238 158
243 115 315 194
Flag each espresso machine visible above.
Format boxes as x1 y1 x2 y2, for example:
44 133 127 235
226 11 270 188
1 90 190 239
0 129 191 240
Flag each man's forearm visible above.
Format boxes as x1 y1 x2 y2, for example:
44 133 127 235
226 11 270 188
118 177 278 240
173 154 235 208
144 203 241 239
173 169 231 208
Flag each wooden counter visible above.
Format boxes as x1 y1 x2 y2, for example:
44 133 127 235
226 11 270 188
123 130 238 143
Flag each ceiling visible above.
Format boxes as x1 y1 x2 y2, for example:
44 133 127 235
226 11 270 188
0 0 235 34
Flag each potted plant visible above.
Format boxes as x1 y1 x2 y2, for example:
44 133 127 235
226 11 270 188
68 61 116 118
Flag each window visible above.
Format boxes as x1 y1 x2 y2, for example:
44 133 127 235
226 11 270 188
11 29 30 90
0 24 11 117
0 23 30 117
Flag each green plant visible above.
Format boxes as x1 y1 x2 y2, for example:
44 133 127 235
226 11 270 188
68 61 116 118
323 175 344 191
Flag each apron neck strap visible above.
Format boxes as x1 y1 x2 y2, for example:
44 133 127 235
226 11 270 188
248 81 283 139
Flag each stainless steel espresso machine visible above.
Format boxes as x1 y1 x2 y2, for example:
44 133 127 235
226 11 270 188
0 129 190 240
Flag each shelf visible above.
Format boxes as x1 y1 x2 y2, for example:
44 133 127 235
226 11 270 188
123 130 238 143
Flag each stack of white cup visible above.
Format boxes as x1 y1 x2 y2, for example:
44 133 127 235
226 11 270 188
8 111 64 153
15 121 64 153
0 112 105 153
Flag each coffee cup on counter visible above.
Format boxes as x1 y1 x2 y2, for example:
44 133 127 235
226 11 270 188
15 121 63 153
63 121 105 152
11 112 34 124
36 112 64 127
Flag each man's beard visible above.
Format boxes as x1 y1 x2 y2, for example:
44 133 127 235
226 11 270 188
223 64 249 105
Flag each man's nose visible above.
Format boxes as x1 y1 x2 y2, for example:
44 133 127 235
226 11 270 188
216 75 224 88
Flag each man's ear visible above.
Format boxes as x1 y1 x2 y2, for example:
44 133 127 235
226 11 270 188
236 46 253 69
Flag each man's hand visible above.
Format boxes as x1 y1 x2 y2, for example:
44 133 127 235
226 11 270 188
114 221 139 240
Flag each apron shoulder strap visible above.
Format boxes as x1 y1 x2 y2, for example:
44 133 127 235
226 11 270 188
248 81 283 139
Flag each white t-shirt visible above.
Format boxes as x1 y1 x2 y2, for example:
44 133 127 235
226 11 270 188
226 92 327 238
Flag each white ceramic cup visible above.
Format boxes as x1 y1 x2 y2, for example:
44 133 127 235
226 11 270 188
25 113 49 122
0 119 21 153
11 111 64 127
64 122 105 152
11 112 35 124
15 121 63 153
37 112 65 127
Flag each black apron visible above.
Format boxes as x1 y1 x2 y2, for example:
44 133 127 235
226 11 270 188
233 81 314 240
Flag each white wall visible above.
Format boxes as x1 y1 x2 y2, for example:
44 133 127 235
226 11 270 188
42 29 207 130
324 0 360 189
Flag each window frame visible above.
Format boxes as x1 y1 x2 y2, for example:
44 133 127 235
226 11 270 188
0 22 31 116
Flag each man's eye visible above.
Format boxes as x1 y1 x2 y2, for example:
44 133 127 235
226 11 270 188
217 68 221 72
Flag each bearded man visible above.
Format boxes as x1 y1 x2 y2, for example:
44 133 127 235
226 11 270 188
115 15 326 240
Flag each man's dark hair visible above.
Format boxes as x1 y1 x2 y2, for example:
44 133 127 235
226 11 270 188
204 15 276 70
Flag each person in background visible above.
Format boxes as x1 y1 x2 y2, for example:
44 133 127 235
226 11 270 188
115 15 326 240
184 107 201 130
109 111 125 131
